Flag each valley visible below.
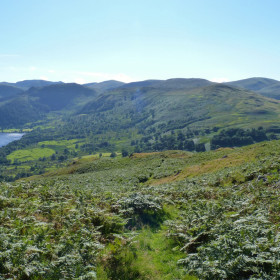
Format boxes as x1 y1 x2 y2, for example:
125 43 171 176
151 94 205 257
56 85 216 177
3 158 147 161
0 77 280 181
2 1 280 279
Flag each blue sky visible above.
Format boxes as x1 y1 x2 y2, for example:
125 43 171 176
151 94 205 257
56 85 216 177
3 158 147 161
1 0 280 83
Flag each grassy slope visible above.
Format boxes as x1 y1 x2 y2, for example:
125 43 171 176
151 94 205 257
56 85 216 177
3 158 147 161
38 140 280 188
1 140 279 279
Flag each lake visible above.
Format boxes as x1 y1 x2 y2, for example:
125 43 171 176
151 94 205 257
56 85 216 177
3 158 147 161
0 133 24 147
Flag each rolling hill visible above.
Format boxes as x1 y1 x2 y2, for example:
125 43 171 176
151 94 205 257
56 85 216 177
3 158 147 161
0 95 46 127
84 80 125 92
0 79 64 90
149 78 213 90
79 80 280 133
0 83 98 128
118 78 213 90
0 84 23 101
25 83 97 111
1 77 280 150
226 77 280 99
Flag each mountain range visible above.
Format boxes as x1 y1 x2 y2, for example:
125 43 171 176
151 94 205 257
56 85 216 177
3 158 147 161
0 80 64 90
226 77 280 100
1 76 280 184
0 77 279 132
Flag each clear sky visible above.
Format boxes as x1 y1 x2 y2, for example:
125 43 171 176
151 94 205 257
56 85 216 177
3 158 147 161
1 0 280 83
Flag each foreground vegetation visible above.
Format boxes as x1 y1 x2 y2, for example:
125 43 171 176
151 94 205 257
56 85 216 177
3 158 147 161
2 140 280 279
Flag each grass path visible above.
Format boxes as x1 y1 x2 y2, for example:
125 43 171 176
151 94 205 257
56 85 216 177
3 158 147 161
133 226 196 280
96 205 197 279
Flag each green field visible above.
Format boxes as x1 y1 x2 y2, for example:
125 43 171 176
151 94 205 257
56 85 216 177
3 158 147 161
1 128 32 133
38 139 79 147
7 147 55 163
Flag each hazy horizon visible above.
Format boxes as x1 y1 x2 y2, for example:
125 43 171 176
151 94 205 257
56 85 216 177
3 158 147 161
1 76 280 85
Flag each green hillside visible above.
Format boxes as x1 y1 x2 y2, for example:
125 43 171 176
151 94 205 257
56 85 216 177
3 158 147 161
78 82 280 134
0 83 98 128
2 140 280 279
227 77 280 100
84 80 125 93
26 83 97 111
0 95 46 128
0 84 23 101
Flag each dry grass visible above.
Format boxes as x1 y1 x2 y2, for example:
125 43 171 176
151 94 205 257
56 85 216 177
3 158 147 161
151 149 256 185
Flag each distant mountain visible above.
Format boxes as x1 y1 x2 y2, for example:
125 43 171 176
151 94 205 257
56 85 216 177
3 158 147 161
84 80 125 92
119 78 213 91
119 79 163 89
152 78 213 90
1 77 280 131
0 83 98 128
0 80 64 90
0 85 23 101
25 83 97 111
79 81 280 134
0 95 46 128
226 77 280 100
80 78 213 115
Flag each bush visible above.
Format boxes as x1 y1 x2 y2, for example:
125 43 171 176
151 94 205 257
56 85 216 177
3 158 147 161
110 152 117 158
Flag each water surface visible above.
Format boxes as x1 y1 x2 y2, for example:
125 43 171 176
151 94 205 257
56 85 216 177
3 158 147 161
0 133 24 147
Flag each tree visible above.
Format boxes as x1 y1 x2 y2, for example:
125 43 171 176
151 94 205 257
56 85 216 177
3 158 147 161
110 152 117 158
122 149 129 157
184 140 195 151
195 143 206 152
